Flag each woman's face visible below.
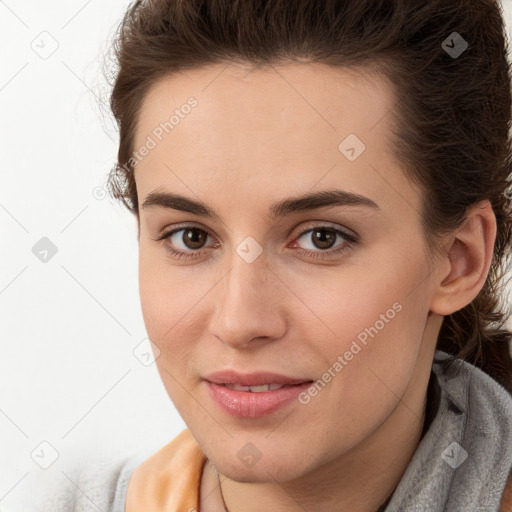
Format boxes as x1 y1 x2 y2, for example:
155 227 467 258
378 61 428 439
133 61 443 482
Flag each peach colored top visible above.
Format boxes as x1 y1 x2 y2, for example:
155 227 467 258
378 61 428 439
125 429 207 512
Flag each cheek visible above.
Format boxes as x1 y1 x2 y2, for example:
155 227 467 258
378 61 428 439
138 248 193 364
305 243 423 351
138 232 431 419
306 248 430 423
139 242 192 335
138 245 222 391
139 262 204 417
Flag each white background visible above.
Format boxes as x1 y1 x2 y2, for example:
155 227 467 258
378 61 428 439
1 1 512 509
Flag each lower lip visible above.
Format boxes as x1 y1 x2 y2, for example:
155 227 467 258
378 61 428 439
205 381 313 418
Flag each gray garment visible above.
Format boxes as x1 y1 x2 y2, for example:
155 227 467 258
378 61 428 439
384 350 512 511
36 447 153 512
109 350 512 511
110 449 152 512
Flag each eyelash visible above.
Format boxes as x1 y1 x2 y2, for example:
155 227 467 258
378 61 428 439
153 223 358 261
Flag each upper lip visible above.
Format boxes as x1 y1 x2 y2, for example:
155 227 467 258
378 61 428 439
204 370 312 386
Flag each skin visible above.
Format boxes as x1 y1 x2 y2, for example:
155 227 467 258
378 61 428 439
132 61 496 512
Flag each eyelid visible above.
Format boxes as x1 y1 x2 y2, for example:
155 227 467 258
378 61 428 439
155 221 357 244
154 222 215 241
290 221 358 242
153 220 358 260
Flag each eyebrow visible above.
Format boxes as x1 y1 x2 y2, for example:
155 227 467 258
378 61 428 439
141 188 380 221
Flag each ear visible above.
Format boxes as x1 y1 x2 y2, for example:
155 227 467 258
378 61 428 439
429 199 497 316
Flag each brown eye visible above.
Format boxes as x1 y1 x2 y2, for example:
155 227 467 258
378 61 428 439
181 228 208 249
155 222 357 262
157 226 217 258
291 224 357 260
310 228 338 250
296 227 345 251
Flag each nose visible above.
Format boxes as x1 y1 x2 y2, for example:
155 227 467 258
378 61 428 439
207 252 287 350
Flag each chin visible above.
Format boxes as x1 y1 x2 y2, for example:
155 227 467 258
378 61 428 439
187 420 322 482
204 442 313 483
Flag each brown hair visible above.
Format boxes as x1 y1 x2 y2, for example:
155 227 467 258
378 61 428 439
105 0 512 394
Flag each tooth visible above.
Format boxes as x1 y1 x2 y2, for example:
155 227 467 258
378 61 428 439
229 384 251 391
222 383 286 392
249 384 270 392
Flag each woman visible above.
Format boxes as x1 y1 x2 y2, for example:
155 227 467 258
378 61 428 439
66 0 512 510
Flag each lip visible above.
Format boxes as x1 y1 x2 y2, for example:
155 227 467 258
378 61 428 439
204 370 311 386
205 380 313 418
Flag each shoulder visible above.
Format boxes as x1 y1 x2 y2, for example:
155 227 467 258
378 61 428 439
126 429 207 512
500 472 512 512
36 454 130 512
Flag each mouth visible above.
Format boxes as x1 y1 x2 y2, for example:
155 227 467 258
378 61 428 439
204 379 315 418
204 369 313 387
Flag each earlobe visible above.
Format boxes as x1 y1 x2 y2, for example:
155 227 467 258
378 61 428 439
429 200 496 317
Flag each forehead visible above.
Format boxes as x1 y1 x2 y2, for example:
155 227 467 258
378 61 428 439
133 61 421 217
135 61 392 147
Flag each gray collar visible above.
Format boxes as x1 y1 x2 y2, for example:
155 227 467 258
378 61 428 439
384 349 512 511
